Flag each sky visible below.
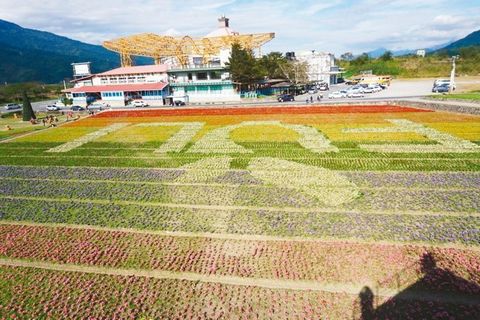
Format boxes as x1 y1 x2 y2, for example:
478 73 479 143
0 0 479 55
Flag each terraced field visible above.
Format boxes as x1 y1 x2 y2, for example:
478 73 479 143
0 105 479 319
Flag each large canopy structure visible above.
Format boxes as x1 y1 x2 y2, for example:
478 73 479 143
103 32 275 67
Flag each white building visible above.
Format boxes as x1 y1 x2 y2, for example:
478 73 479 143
416 49 426 57
295 50 341 85
64 65 169 107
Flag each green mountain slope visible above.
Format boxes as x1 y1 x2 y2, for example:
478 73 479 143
0 19 152 83
438 29 480 53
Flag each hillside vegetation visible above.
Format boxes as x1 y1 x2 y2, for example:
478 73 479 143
0 82 64 104
339 47 480 78
0 19 152 84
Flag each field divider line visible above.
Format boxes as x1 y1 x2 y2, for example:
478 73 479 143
0 257 392 295
1 195 478 218
1 257 479 305
1 220 479 251
1 177 477 192
0 154 479 161
1 164 479 174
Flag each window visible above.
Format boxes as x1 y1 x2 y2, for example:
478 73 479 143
137 76 146 83
128 77 136 83
187 73 193 81
100 77 108 84
110 77 118 84
209 85 222 93
197 72 208 80
210 71 221 80
119 77 127 84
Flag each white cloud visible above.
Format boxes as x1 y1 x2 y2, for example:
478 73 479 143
0 0 478 55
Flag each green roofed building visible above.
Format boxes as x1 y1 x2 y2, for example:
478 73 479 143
167 65 240 104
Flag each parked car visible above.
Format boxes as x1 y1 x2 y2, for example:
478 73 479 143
46 105 61 111
328 91 346 99
433 79 456 91
131 100 149 107
318 83 329 91
277 94 295 102
88 102 110 111
174 100 186 106
70 105 85 111
4 103 21 110
308 88 317 94
432 84 450 93
53 101 66 108
362 87 374 94
346 87 364 97
347 91 365 98
368 84 383 92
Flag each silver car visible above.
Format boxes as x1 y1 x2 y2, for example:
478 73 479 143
4 103 21 110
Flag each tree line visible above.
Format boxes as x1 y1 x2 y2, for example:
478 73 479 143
227 43 308 91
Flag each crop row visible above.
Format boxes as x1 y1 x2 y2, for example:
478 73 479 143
1 178 478 212
0 224 478 291
1 165 479 188
91 105 431 118
1 154 478 171
1 198 479 244
1 265 478 320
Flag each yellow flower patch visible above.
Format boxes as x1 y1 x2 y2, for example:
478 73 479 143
15 127 101 143
230 125 301 142
97 125 182 143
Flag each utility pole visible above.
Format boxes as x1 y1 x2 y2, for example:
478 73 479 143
449 55 459 94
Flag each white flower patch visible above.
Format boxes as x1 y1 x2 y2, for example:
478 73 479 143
187 120 337 154
136 122 204 153
187 123 252 154
283 123 338 153
46 123 130 153
343 119 480 153
247 157 360 207
175 156 232 183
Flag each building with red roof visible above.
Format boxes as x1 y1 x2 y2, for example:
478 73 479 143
64 65 170 107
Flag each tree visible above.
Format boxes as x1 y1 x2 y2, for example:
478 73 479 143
227 43 262 91
340 52 354 61
380 51 393 61
22 91 35 121
352 53 370 65
278 60 309 86
257 52 288 79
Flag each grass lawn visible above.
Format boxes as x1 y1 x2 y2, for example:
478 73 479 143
430 90 480 102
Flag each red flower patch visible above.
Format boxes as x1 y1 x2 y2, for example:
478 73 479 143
93 105 431 118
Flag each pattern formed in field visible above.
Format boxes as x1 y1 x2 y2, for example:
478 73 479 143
0 105 479 319
188 121 338 154
135 122 204 153
46 123 129 152
248 157 359 206
344 119 480 153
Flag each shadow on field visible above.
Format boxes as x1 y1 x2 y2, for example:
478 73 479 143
354 252 480 320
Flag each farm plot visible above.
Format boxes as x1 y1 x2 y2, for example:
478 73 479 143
0 104 479 318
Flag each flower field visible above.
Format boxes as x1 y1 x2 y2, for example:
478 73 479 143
0 104 479 318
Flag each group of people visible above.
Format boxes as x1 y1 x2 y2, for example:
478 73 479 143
42 115 59 127
305 96 322 103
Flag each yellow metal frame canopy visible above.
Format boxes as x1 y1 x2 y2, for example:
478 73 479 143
103 33 275 67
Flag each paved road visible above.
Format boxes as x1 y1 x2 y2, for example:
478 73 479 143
3 78 476 112
296 78 436 104
1 99 57 114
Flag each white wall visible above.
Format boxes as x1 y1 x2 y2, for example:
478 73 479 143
296 51 336 84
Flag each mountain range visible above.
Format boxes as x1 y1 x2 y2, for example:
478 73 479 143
366 29 480 58
0 19 151 84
